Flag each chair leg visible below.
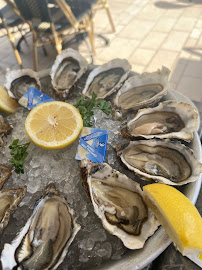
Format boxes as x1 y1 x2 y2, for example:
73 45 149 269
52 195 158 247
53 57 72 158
102 0 116 32
17 26 29 45
2 19 23 68
86 16 95 55
50 23 62 55
32 30 38 71
89 12 95 55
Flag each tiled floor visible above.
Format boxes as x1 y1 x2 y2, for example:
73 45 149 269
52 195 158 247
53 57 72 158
0 0 202 104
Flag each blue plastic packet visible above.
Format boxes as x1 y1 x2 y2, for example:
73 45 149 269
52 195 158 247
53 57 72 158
75 127 108 163
18 87 54 110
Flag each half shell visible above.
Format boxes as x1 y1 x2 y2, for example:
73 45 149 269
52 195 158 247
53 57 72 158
0 187 25 234
113 66 170 118
121 101 199 141
116 140 202 186
82 59 131 99
0 165 12 189
1 183 80 270
5 69 41 101
51 48 88 98
0 115 12 147
80 159 159 249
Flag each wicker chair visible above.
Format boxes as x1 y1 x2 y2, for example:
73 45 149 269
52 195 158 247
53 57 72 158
0 2 27 68
13 0 95 71
90 0 116 33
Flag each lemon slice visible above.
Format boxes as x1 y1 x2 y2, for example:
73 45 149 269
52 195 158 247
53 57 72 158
25 101 83 149
143 183 202 255
0 86 19 114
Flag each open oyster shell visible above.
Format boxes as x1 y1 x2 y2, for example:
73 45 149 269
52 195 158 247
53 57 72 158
0 115 12 147
116 140 202 186
51 48 88 98
121 101 199 141
0 165 12 189
1 183 80 270
113 66 170 119
0 187 25 234
5 69 41 101
82 58 131 99
80 159 159 249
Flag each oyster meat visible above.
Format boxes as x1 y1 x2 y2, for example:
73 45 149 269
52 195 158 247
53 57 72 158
51 48 88 98
0 115 12 147
5 69 41 100
80 159 159 249
113 66 170 118
0 187 25 234
116 140 202 186
0 165 12 189
82 59 131 99
121 101 199 141
1 183 80 270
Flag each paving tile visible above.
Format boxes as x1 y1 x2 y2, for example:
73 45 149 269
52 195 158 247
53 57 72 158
94 11 112 31
185 38 198 47
196 19 202 28
98 37 139 61
118 19 155 40
153 17 177 33
136 4 165 21
117 13 134 26
182 7 201 18
101 24 125 41
130 48 155 66
179 50 192 60
176 76 202 102
131 64 145 74
190 28 202 39
140 31 167 50
161 31 189 51
146 50 178 72
183 60 202 78
108 1 130 9
174 17 196 32
93 57 106 66
164 8 184 19
183 39 201 61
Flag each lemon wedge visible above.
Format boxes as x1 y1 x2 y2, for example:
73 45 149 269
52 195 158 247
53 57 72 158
0 86 19 114
25 101 83 149
143 183 202 255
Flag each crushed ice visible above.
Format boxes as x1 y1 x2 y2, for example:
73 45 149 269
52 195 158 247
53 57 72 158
0 99 131 269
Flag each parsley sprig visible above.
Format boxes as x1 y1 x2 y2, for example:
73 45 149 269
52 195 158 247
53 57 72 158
9 139 31 174
74 93 111 127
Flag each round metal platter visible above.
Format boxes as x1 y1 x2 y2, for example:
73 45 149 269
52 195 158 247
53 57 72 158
2 66 201 270
96 89 202 270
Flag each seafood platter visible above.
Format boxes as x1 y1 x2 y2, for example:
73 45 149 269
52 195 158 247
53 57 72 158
0 48 201 270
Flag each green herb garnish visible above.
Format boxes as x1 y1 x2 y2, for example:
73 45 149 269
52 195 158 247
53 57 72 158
74 93 111 127
9 139 31 174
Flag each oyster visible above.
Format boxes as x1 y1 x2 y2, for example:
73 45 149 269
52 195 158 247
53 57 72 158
116 140 202 186
113 67 170 118
80 159 159 249
82 59 131 99
0 165 12 189
1 183 80 270
51 48 88 98
0 115 12 147
5 69 41 100
121 101 199 141
0 187 25 234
